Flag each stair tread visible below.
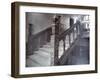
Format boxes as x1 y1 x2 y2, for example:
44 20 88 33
34 50 50 57
43 44 54 48
26 34 73 67
26 58 43 67
46 43 54 47
26 58 50 67
39 47 54 53
28 52 51 66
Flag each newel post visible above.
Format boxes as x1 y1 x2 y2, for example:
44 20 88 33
54 15 61 65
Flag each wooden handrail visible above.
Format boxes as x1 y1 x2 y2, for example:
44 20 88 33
54 18 81 65
58 25 76 41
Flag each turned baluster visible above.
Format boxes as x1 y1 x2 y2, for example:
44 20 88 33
63 37 66 53
68 33 71 47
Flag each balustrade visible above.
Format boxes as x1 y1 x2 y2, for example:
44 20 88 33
54 15 81 65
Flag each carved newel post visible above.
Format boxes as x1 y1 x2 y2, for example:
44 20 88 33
54 15 61 65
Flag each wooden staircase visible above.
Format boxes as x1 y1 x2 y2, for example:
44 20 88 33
26 35 54 67
26 34 70 67
26 15 84 67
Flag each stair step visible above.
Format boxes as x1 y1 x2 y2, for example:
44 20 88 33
46 43 54 47
43 44 51 48
39 47 54 53
28 52 51 66
50 35 55 41
43 44 54 48
34 50 50 58
43 45 54 48
26 58 43 67
26 33 74 67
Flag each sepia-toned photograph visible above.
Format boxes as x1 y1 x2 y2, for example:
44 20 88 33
26 12 90 67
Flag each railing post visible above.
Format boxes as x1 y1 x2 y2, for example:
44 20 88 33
76 25 79 37
63 38 66 52
54 15 61 65
68 33 71 46
73 27 75 40
76 20 81 36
